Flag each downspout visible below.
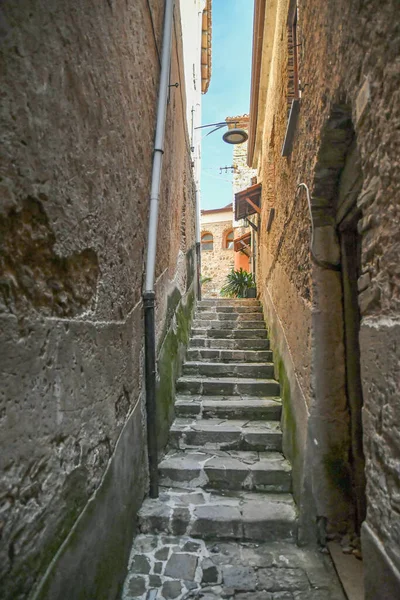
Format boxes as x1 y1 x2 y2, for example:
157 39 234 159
195 185 202 300
143 0 175 499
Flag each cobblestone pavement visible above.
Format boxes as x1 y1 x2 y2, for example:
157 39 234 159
122 535 346 600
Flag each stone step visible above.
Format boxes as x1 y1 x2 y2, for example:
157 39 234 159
190 337 270 350
197 304 263 314
182 361 274 379
138 488 297 542
192 320 266 330
198 299 260 308
159 449 292 493
195 311 264 321
176 376 280 397
174 395 282 420
186 347 273 363
191 328 268 339
169 418 282 452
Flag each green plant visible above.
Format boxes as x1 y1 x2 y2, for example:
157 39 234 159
220 268 256 298
200 275 212 285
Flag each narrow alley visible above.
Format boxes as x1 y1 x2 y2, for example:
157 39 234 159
123 298 346 599
0 1 399 600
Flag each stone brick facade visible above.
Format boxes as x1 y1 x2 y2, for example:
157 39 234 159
248 0 400 596
226 115 257 199
200 206 236 297
0 2 197 599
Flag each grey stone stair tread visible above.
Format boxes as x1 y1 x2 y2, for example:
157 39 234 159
182 361 274 379
186 348 273 362
198 299 260 306
174 396 282 420
176 376 280 397
138 488 297 541
190 337 270 349
177 376 278 385
175 393 281 400
171 418 282 432
175 395 282 405
197 307 263 314
159 449 292 493
169 418 282 452
192 320 266 329
195 311 264 320
191 327 267 337
183 360 274 369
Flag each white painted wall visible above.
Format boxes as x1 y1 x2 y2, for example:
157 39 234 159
179 0 206 190
201 209 233 225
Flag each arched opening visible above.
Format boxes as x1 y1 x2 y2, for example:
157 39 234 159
224 229 234 249
336 140 366 534
201 232 213 251
307 104 366 541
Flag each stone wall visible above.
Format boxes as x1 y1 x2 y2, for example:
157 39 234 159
251 0 400 592
230 116 257 198
0 1 196 599
201 218 234 297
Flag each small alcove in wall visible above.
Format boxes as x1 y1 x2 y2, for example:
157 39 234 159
307 102 366 541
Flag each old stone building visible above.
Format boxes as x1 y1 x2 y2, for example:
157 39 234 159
200 204 237 296
200 116 254 298
226 115 257 197
0 1 211 599
245 0 400 597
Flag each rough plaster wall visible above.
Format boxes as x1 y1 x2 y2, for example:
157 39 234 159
200 220 234 296
255 0 400 561
0 1 196 598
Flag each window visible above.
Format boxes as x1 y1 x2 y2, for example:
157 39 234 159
225 230 234 249
201 232 213 251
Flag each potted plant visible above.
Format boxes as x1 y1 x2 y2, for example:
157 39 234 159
220 268 256 298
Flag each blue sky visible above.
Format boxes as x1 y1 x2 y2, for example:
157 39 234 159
200 0 254 210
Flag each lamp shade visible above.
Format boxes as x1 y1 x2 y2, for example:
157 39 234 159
222 128 248 145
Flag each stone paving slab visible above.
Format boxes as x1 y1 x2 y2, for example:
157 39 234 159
183 361 274 379
196 305 263 314
195 311 264 321
176 376 280 397
192 327 268 339
159 449 292 492
186 348 273 363
170 418 282 451
174 395 282 420
190 337 270 350
122 536 346 600
138 488 297 542
192 320 267 330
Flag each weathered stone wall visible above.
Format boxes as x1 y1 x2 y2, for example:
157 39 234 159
252 0 400 590
233 139 257 196
201 218 234 297
0 1 196 599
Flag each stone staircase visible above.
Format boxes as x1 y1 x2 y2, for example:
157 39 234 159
138 298 298 542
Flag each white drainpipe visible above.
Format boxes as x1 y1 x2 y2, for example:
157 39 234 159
143 0 175 499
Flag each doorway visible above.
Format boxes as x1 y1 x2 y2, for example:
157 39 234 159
336 140 367 533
